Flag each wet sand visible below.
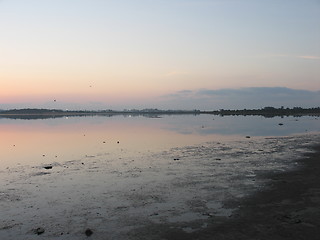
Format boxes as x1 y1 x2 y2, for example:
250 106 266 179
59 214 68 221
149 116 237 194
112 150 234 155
1 135 320 239
217 144 320 240
153 145 320 240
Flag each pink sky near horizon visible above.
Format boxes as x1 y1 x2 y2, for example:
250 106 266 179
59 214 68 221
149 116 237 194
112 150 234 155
0 0 319 109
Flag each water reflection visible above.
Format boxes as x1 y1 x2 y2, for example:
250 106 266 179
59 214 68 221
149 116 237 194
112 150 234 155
0 115 319 169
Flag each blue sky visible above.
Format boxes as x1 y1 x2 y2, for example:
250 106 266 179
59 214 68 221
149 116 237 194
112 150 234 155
0 0 319 110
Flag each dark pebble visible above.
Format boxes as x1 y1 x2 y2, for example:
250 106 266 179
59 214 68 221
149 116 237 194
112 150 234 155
35 227 45 235
85 228 93 236
44 166 52 170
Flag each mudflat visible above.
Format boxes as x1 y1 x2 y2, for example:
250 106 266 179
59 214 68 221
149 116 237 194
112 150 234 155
175 145 320 240
1 135 319 240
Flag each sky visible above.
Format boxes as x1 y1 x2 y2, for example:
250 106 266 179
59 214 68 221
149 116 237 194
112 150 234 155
0 0 319 110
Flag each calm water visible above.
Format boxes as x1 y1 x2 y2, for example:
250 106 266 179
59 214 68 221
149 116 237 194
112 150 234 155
0 114 319 170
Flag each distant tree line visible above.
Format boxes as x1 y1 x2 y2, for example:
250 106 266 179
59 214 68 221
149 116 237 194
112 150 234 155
0 108 201 120
204 107 320 117
0 107 319 120
1 108 64 114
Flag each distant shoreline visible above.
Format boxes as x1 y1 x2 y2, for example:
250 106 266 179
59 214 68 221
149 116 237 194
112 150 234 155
0 107 319 120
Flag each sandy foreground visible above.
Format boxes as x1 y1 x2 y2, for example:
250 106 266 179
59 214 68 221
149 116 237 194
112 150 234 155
0 134 320 239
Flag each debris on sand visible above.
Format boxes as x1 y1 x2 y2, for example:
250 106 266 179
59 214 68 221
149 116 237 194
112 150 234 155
85 228 93 236
43 166 53 170
245 136 251 138
34 227 45 235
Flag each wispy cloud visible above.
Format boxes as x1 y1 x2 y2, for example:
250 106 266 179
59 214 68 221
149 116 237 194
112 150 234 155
298 55 320 60
196 87 317 97
161 89 194 98
177 90 193 94
253 54 320 60
160 87 320 110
